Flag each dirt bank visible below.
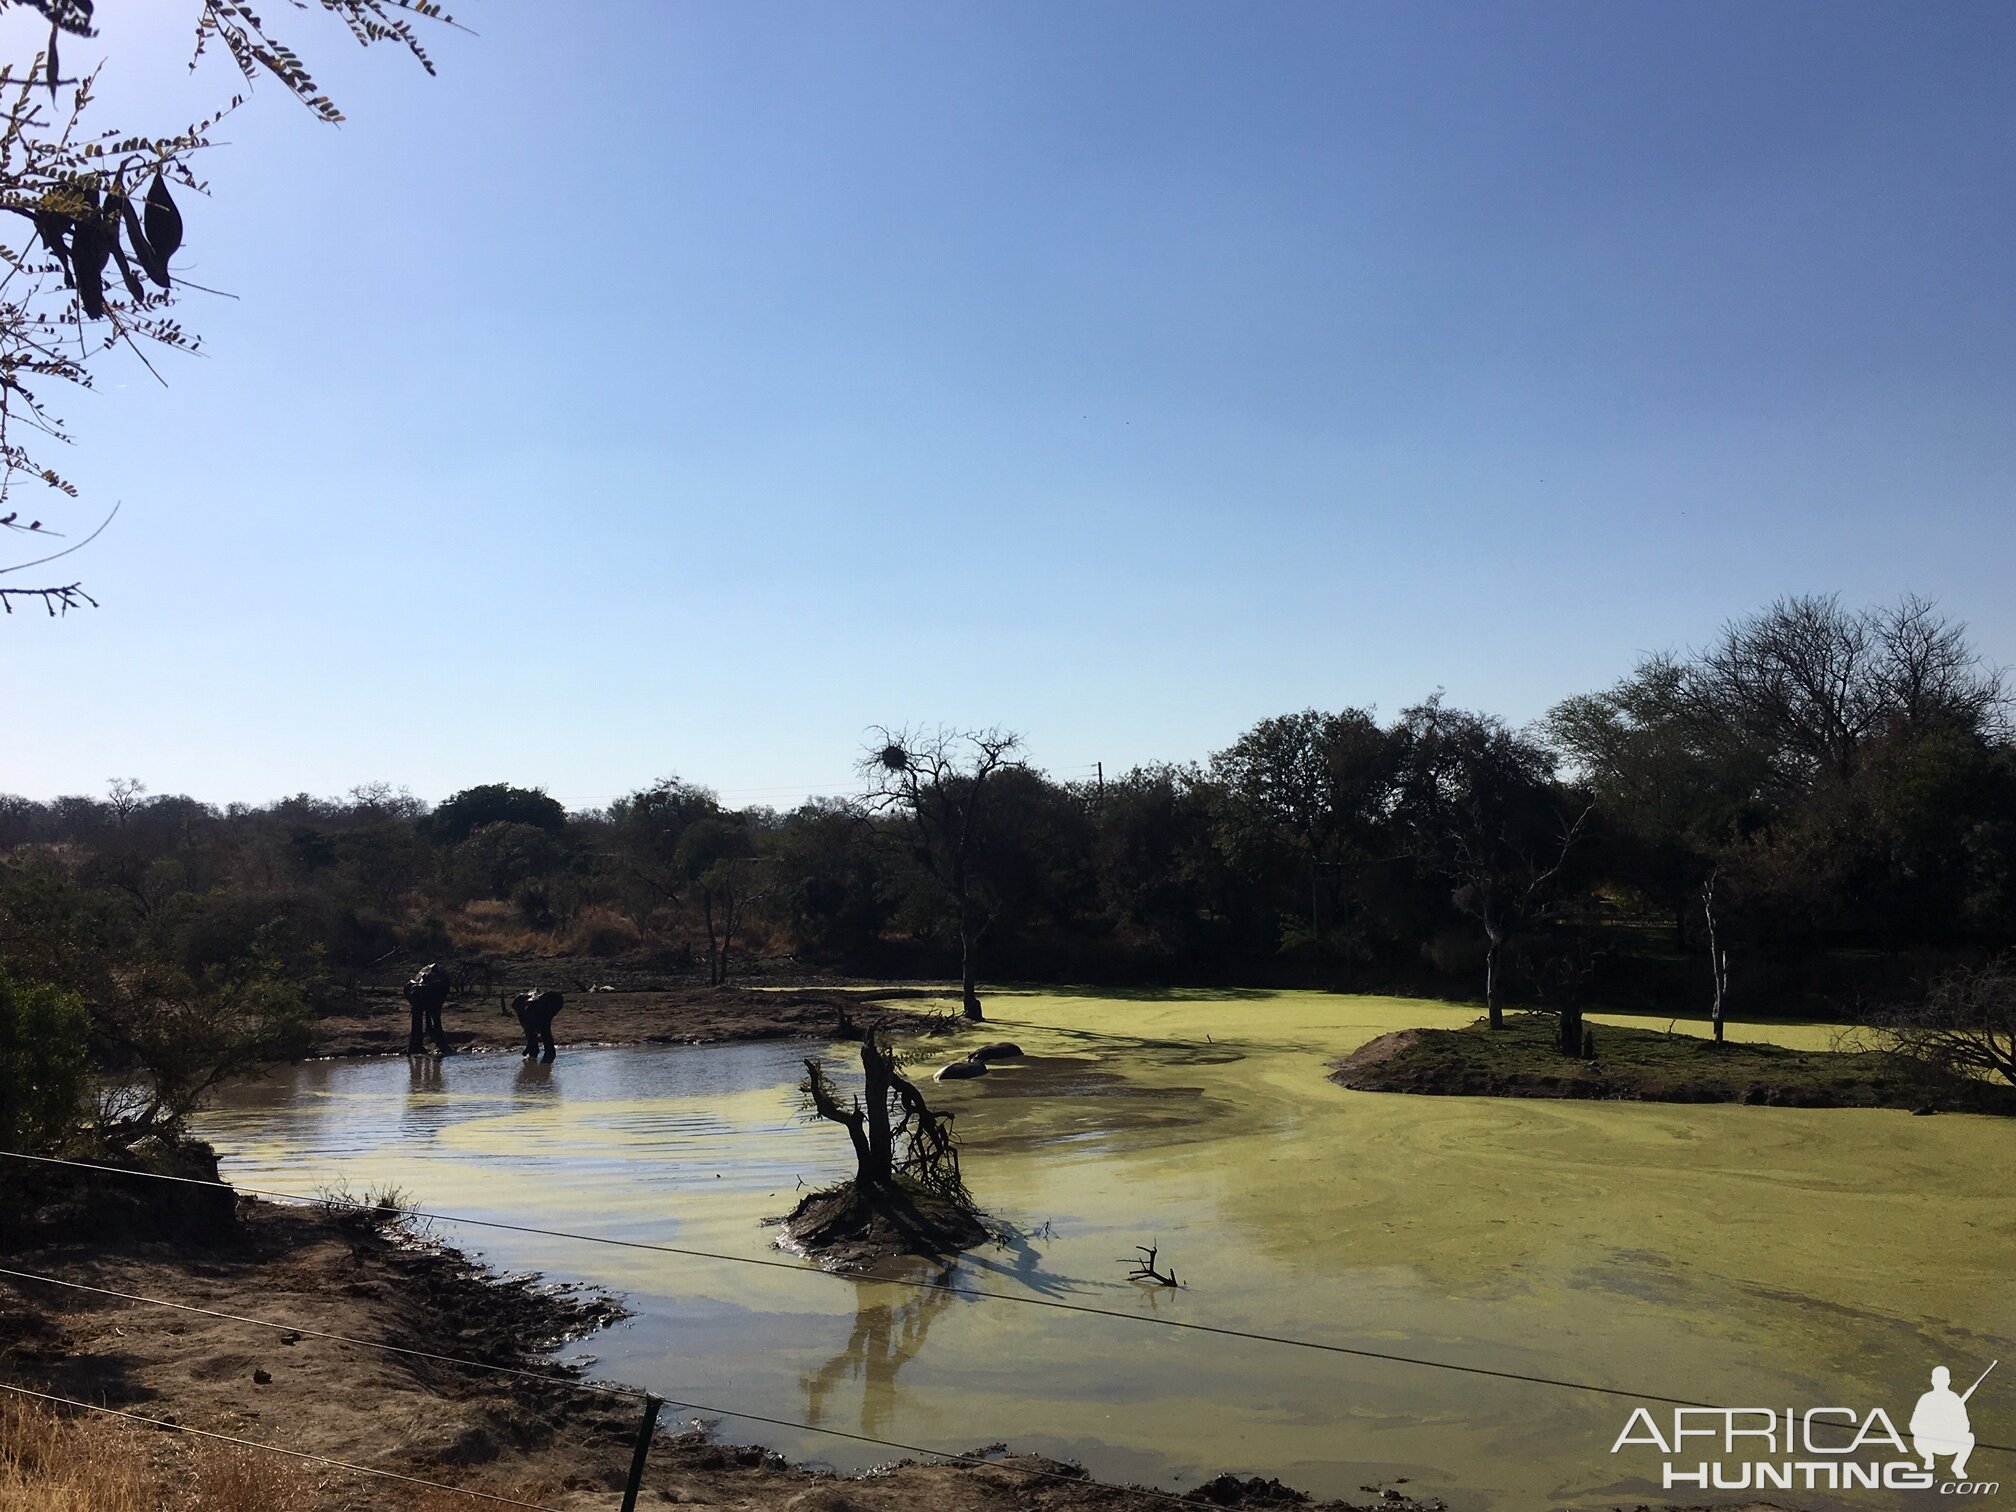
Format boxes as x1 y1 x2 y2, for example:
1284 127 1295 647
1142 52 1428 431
308 982 952 1059
0 1170 1450 1512
1332 1011 2016 1113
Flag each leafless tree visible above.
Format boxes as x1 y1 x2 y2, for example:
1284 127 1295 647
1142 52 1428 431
1675 594 2008 798
857 725 1024 1021
1866 957 2016 1088
1702 869 1730 1044
801 1029 966 1201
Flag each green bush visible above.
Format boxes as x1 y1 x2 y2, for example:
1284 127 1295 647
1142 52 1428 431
0 972 90 1154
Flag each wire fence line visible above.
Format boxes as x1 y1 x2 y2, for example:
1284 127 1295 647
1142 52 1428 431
0 1382 563 1509
4 1149 2008 1465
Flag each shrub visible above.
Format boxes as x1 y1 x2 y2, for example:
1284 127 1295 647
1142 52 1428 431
562 907 640 958
400 909 454 954
0 972 89 1154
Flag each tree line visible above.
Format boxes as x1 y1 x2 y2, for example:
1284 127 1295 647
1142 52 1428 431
4 594 2014 1137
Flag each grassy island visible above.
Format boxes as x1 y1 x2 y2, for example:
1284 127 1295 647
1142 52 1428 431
1332 1011 2016 1114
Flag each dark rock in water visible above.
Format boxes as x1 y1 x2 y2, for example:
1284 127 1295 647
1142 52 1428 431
934 1058 989 1081
970 1041 1023 1062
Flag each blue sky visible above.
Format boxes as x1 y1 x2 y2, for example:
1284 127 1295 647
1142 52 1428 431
6 1 2013 808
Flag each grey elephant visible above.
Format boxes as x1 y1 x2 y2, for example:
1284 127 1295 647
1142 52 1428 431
503 989 564 1061
402 963 453 1056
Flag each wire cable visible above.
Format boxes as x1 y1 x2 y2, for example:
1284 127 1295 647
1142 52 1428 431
0 1382 560 1509
6 1150 2007 1458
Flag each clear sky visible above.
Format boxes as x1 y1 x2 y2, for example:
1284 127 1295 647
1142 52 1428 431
6 1 2013 810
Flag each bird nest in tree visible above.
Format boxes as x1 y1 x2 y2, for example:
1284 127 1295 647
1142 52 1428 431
878 743 909 772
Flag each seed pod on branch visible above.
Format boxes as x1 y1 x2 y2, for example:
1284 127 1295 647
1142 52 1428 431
33 209 74 287
144 171 183 266
117 189 169 290
103 192 146 300
69 193 110 319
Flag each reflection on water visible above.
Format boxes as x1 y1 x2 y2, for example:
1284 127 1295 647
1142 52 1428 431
513 1060 557 1096
803 1285 958 1439
193 993 2016 1511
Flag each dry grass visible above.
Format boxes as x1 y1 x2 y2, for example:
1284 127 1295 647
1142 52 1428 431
558 905 642 958
0 1394 155 1512
401 1481 562 1511
182 1442 315 1510
449 900 554 957
0 1396 315 1512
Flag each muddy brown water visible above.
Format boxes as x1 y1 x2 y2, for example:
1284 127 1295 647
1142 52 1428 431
195 991 2016 1509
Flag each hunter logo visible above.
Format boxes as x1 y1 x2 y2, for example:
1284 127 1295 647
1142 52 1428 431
1611 1360 2000 1496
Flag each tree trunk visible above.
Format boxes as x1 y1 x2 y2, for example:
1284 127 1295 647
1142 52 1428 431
1485 935 1504 1030
803 1056 877 1184
1557 1004 1585 1057
719 891 739 987
1703 874 1729 1044
959 923 984 1021
861 1037 895 1185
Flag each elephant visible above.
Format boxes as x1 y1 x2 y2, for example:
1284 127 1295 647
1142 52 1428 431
402 964 453 1056
504 989 564 1061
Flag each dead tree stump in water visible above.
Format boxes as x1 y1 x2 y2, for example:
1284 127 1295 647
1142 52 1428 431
791 1027 986 1264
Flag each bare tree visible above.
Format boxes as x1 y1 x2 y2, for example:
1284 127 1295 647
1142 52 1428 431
1867 958 2016 1088
857 726 1023 1021
1674 594 2008 798
1702 869 1730 1044
801 1029 966 1201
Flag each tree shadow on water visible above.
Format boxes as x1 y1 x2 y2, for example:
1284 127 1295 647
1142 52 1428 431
800 1284 956 1439
957 1224 1094 1301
